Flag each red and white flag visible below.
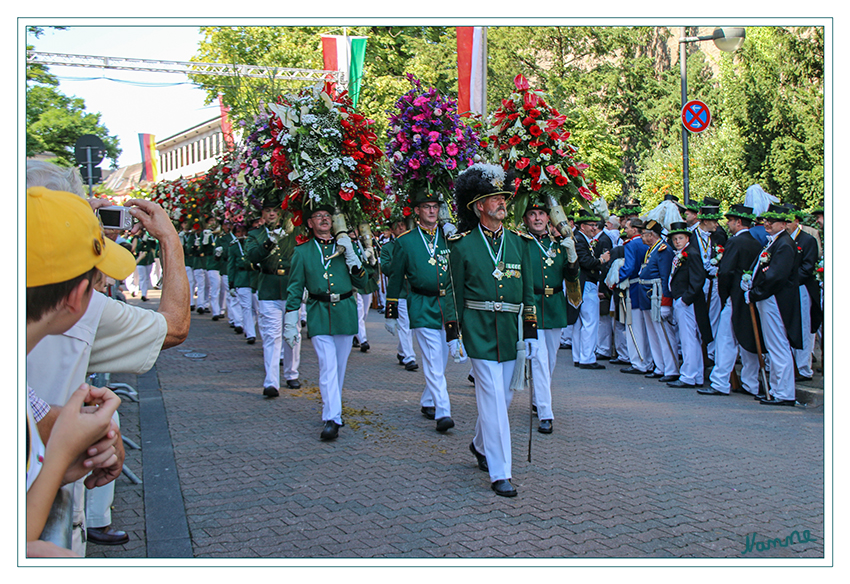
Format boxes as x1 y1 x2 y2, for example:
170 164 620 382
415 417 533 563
457 27 487 117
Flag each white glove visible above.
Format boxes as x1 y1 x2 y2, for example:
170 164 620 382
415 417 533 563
363 246 377 266
442 223 458 238
560 235 578 263
744 290 751 305
706 265 718 277
660 305 673 322
448 339 468 363
385 319 398 336
336 234 362 270
203 230 212 245
229 288 237 298
283 310 301 348
214 246 223 258
740 277 753 292
525 338 539 360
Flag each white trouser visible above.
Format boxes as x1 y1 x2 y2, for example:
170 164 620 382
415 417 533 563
193 268 208 309
151 257 162 286
470 358 516 483
355 292 372 343
794 285 815 378
413 327 452 419
709 299 760 394
641 309 679 376
136 264 153 297
614 319 628 361
185 266 196 305
531 328 560 421
572 281 600 364
378 275 388 308
626 308 653 372
311 335 353 424
397 298 416 364
207 269 222 316
561 324 573 345
756 296 795 401
597 314 613 357
223 276 239 324
704 278 721 359
236 288 256 338
673 298 704 385
257 300 301 389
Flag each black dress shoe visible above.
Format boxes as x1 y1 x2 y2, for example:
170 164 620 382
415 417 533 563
286 379 301 389
753 393 767 401
579 362 605 370
667 379 696 388
610 358 629 365
197 307 204 314
397 353 405 364
352 337 360 348
491 479 517 497
469 442 488 472
86 525 129 546
697 387 728 395
301 320 307 328
141 296 147 302
760 398 796 406
360 341 370 353
421 406 436 420
436 417 455 432
573 362 579 367
559 343 570 350
595 353 611 360
645 372 663 378
246 337 256 344
212 314 221 321
320 420 341 441
234 326 243 334
531 404 538 416
405 360 419 371
620 366 645 375
263 386 279 397
468 374 475 385
538 419 553 434
658 375 679 383
795 375 813 383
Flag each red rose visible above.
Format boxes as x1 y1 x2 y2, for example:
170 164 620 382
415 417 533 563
529 125 543 137
508 135 522 146
529 165 541 177
555 175 569 186
403 206 412 217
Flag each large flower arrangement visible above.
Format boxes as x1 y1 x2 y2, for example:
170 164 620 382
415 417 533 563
385 74 479 207
262 82 385 228
483 74 598 221
232 107 281 221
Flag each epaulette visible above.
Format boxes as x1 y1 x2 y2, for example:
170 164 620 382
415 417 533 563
511 229 534 241
658 243 668 252
447 230 471 242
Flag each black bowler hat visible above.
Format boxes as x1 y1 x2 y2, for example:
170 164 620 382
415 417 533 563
725 204 756 221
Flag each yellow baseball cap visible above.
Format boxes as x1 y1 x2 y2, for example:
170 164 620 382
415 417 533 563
27 186 136 287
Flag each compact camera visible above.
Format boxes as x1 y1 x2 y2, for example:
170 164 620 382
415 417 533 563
97 206 133 231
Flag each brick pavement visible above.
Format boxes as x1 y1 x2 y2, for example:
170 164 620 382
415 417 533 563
92 290 825 561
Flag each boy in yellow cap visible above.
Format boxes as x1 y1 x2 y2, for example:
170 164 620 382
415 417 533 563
25 186 135 557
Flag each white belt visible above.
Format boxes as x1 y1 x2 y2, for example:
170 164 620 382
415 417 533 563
464 300 522 313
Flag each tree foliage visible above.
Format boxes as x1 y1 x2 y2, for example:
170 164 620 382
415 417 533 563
26 28 121 167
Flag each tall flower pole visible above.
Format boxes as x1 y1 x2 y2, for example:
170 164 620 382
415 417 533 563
679 27 745 206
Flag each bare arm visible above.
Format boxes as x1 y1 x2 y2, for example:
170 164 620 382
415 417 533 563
125 199 190 348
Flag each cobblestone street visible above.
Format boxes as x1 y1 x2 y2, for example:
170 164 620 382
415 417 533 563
88 291 826 564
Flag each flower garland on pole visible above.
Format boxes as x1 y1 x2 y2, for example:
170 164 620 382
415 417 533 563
385 74 480 229
483 74 608 238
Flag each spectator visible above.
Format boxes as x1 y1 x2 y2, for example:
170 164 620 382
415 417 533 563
26 160 190 554
26 186 132 557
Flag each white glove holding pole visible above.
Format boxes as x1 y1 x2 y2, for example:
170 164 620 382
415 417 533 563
336 234 362 271
448 339 468 363
229 288 237 298
660 305 673 322
740 276 753 292
560 235 578 263
525 338 539 360
442 223 458 238
384 318 397 336
283 310 301 348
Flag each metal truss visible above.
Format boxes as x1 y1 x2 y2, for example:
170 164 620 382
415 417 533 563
26 51 341 83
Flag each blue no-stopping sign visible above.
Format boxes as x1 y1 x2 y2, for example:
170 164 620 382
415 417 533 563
682 100 711 133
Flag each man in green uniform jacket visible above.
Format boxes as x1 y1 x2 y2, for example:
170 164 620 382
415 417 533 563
283 205 371 442
380 220 418 370
385 191 464 432
227 223 257 343
179 221 198 310
450 163 538 498
521 201 580 434
246 198 302 397
132 229 157 301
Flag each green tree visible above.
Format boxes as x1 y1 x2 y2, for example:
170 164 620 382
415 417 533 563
26 29 121 167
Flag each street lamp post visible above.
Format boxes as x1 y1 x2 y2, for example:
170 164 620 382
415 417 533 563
679 27 746 206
